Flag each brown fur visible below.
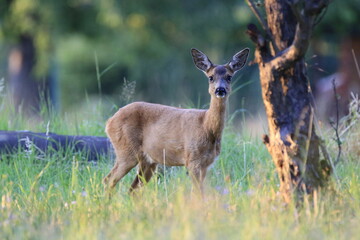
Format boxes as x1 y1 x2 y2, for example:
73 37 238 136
103 48 249 196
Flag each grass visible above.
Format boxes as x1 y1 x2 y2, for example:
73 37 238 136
0 96 359 240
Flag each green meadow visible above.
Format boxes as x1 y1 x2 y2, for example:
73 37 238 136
0 95 359 240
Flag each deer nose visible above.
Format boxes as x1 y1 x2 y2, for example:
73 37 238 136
215 87 227 98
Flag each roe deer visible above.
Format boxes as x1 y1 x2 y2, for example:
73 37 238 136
103 48 249 196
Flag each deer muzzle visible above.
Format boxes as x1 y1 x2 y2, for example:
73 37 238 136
215 87 227 98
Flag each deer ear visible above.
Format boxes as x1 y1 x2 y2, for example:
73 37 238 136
191 48 213 73
228 48 250 73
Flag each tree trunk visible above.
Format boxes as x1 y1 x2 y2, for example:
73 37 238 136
247 0 332 203
7 35 58 115
8 35 39 115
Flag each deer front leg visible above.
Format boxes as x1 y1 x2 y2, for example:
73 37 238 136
187 162 208 199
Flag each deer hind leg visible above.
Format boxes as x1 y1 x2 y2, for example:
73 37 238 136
103 151 138 193
129 161 157 193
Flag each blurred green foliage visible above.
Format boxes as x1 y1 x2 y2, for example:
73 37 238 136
317 0 360 37
0 0 359 112
0 0 258 111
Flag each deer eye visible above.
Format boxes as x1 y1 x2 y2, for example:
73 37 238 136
225 75 232 82
209 76 214 82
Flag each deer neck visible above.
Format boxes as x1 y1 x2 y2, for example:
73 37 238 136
204 97 227 139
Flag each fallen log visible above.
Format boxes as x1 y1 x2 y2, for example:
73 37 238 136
0 130 112 161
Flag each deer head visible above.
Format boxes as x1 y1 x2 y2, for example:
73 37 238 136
191 48 249 99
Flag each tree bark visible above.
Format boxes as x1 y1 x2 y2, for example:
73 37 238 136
246 0 332 203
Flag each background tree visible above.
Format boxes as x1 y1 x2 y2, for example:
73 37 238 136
246 0 332 203
0 0 126 114
1 0 55 115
